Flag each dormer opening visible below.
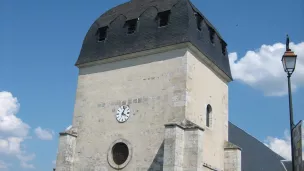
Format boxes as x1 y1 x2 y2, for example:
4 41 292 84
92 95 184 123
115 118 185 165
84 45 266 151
208 26 215 44
125 19 138 34
195 13 203 31
221 40 227 56
157 10 171 27
97 26 108 42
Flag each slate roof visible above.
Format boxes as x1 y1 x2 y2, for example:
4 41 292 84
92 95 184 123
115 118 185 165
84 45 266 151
281 160 292 171
76 0 232 80
229 122 286 171
281 160 304 171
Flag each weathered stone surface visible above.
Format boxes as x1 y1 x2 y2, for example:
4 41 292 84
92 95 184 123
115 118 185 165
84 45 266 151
65 48 188 171
224 141 242 150
56 43 230 171
185 48 229 170
55 127 77 171
224 143 242 171
183 129 204 170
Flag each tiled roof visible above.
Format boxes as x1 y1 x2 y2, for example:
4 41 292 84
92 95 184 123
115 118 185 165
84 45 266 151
76 0 232 79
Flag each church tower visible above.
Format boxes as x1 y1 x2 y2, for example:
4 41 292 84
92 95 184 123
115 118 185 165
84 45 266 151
55 0 234 170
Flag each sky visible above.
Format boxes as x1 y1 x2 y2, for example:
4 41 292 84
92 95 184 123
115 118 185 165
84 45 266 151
0 0 304 170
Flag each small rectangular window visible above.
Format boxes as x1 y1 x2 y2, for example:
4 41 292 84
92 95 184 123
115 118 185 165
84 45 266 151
97 26 108 42
208 26 215 44
158 10 171 27
125 19 138 34
195 13 203 31
221 40 227 55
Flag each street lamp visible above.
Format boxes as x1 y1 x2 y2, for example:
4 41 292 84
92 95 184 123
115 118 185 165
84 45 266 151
281 35 297 171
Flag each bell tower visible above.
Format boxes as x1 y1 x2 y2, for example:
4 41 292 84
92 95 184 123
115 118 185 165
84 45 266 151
55 0 233 171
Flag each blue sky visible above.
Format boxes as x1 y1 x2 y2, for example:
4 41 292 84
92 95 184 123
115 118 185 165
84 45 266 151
0 0 303 170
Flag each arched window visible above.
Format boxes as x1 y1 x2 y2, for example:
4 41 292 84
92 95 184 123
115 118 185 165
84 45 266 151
206 104 212 127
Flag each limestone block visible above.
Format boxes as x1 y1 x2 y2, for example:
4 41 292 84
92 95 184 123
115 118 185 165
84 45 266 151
183 129 204 170
55 131 77 171
163 125 185 171
224 142 241 171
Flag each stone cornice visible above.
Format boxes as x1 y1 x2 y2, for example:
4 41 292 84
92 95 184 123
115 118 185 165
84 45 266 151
165 119 204 131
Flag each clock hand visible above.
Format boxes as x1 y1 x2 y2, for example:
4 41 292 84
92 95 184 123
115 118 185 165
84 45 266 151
122 107 126 115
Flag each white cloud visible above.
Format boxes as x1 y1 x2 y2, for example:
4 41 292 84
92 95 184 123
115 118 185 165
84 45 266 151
229 42 304 96
52 160 56 165
17 154 36 169
20 162 35 169
265 130 292 160
0 91 35 169
0 160 8 169
264 127 304 160
34 127 54 140
0 91 30 137
0 137 23 155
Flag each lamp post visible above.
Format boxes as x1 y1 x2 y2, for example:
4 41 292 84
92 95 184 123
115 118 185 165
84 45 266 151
281 35 297 171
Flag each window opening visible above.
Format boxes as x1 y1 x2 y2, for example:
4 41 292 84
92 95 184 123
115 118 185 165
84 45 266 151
221 40 227 56
158 10 171 27
97 26 108 42
208 26 215 44
195 13 203 31
206 104 212 127
125 19 138 34
112 142 129 165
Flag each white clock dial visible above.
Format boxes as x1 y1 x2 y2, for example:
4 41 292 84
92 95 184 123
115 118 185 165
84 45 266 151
116 105 130 123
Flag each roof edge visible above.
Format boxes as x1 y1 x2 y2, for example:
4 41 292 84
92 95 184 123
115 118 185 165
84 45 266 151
187 0 226 44
229 122 286 160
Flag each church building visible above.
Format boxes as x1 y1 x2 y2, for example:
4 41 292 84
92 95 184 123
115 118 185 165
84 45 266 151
55 0 289 170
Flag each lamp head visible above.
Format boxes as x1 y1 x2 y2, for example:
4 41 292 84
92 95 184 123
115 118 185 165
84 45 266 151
282 35 297 75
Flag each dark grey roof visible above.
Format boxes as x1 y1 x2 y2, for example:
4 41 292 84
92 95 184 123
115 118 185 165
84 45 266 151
281 160 304 171
229 122 286 171
76 0 232 80
281 160 292 171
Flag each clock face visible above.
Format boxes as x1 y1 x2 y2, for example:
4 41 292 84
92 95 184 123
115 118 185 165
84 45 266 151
116 105 130 123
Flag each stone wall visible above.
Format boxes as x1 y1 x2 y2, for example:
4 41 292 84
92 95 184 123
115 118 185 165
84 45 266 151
185 47 229 170
55 131 77 171
71 47 189 171
224 142 242 171
55 43 231 171
163 121 204 171
163 124 185 171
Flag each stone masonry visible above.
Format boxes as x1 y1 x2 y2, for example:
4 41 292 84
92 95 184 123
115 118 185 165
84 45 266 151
55 43 233 171
224 142 242 171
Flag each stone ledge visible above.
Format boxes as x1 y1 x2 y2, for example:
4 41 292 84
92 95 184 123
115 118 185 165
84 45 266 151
224 141 242 150
165 119 204 131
